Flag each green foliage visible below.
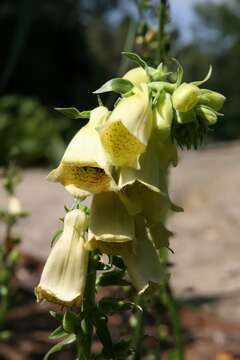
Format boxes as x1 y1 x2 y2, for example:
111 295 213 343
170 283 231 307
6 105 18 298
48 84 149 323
0 95 66 166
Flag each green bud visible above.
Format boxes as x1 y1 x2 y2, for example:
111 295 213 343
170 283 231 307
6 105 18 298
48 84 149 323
172 83 200 112
198 89 226 111
176 109 196 124
196 105 218 125
154 92 173 140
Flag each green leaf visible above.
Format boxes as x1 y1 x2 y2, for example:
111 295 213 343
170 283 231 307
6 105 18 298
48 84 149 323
49 326 67 340
191 65 212 87
51 229 62 247
63 311 81 334
93 78 133 95
43 334 76 360
98 298 142 315
168 350 180 360
49 310 64 322
122 51 147 69
54 107 91 119
93 311 113 351
172 58 183 87
97 270 129 287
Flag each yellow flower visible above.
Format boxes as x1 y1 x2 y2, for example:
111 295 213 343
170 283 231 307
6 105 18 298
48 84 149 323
47 106 116 197
123 67 149 86
35 209 89 306
87 192 135 246
122 216 165 294
100 84 152 169
118 138 176 224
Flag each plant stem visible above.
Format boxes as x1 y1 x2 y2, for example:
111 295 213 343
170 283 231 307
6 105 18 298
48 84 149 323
156 0 168 64
76 252 96 360
132 296 145 360
162 285 184 360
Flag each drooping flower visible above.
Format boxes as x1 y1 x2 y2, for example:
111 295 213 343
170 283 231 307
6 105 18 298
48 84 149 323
121 216 165 294
47 106 116 197
35 209 89 306
100 84 152 169
87 191 135 246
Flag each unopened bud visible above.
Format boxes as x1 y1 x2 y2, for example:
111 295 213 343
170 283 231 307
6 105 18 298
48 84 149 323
198 89 226 111
172 83 200 112
196 105 218 125
176 109 196 124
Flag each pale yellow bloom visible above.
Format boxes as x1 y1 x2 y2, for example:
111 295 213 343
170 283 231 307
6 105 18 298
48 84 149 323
35 209 89 306
122 216 165 294
47 106 116 197
123 67 149 86
100 84 152 169
87 192 135 245
8 195 22 215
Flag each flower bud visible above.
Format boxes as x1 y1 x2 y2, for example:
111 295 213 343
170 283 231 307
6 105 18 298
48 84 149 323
154 92 173 141
198 89 226 111
196 105 218 125
100 84 152 169
8 195 22 216
123 67 149 86
172 83 200 112
35 209 89 306
47 106 116 196
176 109 196 124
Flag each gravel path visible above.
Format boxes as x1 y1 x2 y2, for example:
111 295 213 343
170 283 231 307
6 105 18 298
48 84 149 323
1 142 240 320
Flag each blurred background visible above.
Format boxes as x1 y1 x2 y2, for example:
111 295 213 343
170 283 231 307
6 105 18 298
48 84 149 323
0 0 239 359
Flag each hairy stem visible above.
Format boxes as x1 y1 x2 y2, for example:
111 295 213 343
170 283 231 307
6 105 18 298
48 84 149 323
156 0 168 64
76 253 96 360
132 296 145 360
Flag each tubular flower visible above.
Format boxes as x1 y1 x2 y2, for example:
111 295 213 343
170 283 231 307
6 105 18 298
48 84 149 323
122 216 165 294
123 67 149 86
88 192 135 244
35 209 89 307
47 106 116 197
100 84 152 169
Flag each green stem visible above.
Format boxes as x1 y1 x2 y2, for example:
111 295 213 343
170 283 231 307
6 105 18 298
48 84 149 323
156 0 168 64
76 252 96 360
132 296 145 360
162 285 184 360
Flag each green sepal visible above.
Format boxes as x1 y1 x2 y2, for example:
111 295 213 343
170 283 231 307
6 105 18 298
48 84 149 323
63 311 82 334
43 334 76 360
98 297 142 315
93 78 133 95
172 58 183 87
191 66 212 87
122 51 147 69
54 107 91 119
49 326 67 340
176 109 196 124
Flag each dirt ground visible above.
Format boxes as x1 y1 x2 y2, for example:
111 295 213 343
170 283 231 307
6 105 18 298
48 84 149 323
0 141 240 359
